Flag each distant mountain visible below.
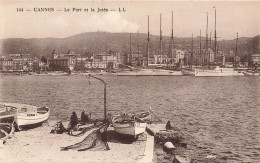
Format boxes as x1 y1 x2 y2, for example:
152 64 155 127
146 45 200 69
0 32 259 58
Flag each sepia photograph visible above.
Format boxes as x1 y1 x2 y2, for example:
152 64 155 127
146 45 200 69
0 0 259 162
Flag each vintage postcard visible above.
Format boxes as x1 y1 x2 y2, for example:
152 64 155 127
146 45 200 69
0 1 259 162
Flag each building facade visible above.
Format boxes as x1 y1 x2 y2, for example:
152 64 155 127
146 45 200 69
0 54 33 71
48 53 77 71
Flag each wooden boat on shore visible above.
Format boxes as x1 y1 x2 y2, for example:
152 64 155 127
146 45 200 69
112 111 151 138
0 103 50 131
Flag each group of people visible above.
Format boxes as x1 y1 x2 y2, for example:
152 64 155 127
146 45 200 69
66 110 91 135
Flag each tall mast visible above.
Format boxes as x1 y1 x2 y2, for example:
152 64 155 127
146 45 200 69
206 12 209 67
191 33 193 69
200 29 202 66
235 32 238 67
214 6 217 61
105 44 107 71
160 13 162 53
130 33 132 64
138 30 140 63
130 33 132 53
210 29 212 49
171 11 174 68
252 37 254 53
147 15 150 67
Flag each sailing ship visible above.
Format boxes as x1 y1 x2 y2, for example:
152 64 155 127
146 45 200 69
195 8 245 77
117 14 183 76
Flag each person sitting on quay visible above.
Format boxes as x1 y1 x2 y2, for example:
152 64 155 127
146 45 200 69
68 111 78 135
166 121 173 130
166 121 180 131
81 110 89 124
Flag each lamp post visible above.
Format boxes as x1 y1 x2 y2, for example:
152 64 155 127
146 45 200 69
88 74 107 121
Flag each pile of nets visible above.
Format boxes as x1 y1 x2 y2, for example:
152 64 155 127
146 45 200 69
61 124 110 151
70 123 103 137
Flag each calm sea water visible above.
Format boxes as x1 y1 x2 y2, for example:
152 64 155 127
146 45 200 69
0 75 259 162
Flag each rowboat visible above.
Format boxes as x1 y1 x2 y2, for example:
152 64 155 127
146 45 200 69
112 111 151 138
112 116 147 138
0 103 50 131
112 110 151 123
135 111 151 122
0 123 15 142
15 105 50 131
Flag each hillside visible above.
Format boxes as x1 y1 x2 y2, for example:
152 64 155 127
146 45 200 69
0 32 259 58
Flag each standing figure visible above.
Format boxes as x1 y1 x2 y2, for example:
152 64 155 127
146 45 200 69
68 111 78 135
81 110 88 123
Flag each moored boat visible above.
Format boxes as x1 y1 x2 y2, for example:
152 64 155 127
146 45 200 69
0 103 50 131
117 69 182 76
195 66 244 77
181 69 195 76
112 115 147 138
243 70 260 76
15 105 50 131
112 110 151 123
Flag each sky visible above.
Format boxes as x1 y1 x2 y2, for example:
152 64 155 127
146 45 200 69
0 1 260 40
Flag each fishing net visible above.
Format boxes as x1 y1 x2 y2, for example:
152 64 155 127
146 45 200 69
61 124 110 151
70 123 103 137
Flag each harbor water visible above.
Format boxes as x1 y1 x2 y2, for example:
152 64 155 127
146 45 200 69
0 75 259 162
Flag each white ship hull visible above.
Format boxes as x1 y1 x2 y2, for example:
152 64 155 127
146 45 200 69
117 69 183 76
181 69 195 76
1 103 50 130
243 71 260 76
15 109 50 127
113 122 147 137
195 68 244 77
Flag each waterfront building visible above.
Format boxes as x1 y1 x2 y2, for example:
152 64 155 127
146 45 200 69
84 51 122 70
250 53 260 66
128 51 143 66
48 51 77 71
32 57 47 71
0 54 33 71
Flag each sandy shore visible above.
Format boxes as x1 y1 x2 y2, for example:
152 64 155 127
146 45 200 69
0 121 147 163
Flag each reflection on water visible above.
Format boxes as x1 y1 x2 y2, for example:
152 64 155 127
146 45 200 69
0 75 259 162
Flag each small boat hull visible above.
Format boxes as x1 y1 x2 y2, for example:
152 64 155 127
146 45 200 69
117 69 183 76
113 121 147 138
1 103 50 131
195 68 244 77
243 71 260 76
181 69 195 76
15 107 50 130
